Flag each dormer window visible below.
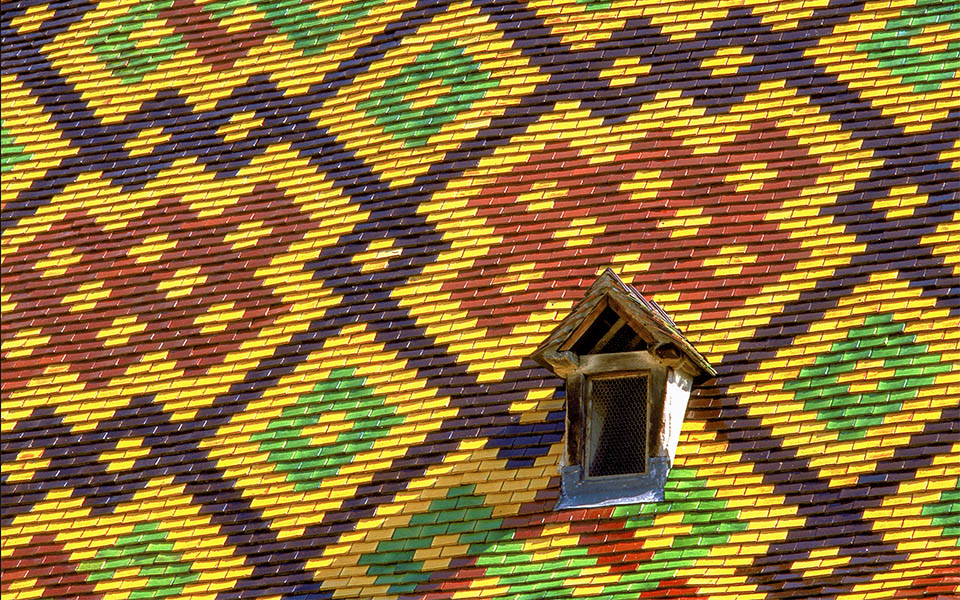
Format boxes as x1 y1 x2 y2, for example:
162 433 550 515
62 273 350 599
532 269 715 508
586 373 648 477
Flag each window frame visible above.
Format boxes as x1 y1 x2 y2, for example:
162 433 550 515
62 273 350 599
556 352 672 509
583 370 651 479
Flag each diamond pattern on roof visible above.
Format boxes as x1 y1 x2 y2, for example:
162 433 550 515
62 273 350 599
785 313 951 442
357 39 501 148
88 0 186 84
857 0 960 93
2 0 959 598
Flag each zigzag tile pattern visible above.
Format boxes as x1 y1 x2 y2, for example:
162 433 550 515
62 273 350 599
2 0 959 598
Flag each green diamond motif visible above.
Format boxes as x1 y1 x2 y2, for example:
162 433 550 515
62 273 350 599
78 521 200 598
203 0 386 57
783 313 949 440
354 469 746 599
250 368 403 492
88 0 186 84
2 124 31 174
857 0 960 92
357 40 501 148
359 484 500 594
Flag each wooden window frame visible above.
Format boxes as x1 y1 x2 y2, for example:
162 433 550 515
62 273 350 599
556 352 676 509
583 371 651 478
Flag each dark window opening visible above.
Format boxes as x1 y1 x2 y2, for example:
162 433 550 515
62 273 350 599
587 375 648 477
571 307 648 355
599 325 647 353
571 307 620 355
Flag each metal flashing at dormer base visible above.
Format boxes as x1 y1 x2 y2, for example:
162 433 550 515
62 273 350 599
555 459 670 509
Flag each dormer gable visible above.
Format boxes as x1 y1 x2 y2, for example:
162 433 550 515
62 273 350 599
532 268 715 380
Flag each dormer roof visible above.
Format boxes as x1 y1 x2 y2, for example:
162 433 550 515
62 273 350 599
532 269 716 380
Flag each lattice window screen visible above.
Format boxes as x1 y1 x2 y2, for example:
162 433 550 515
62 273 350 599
588 375 647 477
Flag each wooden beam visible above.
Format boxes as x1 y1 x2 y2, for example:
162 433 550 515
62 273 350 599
587 318 627 354
559 298 609 352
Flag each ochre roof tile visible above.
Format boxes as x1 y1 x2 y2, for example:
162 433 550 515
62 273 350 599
3 0 959 598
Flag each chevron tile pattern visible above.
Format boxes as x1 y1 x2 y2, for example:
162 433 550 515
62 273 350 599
2 0 959 599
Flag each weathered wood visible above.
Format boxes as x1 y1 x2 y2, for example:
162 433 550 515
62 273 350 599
542 349 580 377
559 298 609 352
531 268 715 380
653 342 680 360
566 375 582 467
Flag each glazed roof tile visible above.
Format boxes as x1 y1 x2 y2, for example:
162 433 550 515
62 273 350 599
2 0 959 599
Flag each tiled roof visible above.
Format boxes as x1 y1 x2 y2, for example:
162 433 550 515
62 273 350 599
2 0 959 599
